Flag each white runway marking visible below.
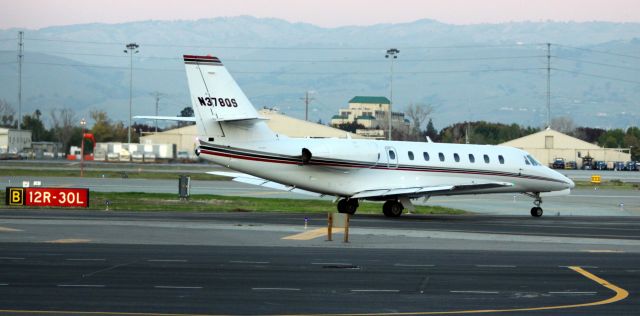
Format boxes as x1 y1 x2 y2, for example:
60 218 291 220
549 291 597 295
0 283 8 286
58 284 105 288
252 287 301 291
394 263 435 267
0 257 24 260
66 258 106 261
450 290 499 294
311 262 352 265
230 260 270 264
155 286 202 289
147 259 188 263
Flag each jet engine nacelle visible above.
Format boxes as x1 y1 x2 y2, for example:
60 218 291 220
300 141 380 165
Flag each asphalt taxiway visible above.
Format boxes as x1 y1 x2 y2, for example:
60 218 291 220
0 210 639 315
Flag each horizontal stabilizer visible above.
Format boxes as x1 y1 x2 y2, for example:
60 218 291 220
207 171 323 197
133 116 196 122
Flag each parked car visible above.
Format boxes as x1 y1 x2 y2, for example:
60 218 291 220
552 158 565 169
626 161 638 171
593 161 608 170
564 161 577 169
612 161 625 171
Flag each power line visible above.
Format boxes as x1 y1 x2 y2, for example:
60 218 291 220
553 68 640 84
554 43 640 60
23 61 545 74
24 36 542 50
553 56 640 72
22 49 546 63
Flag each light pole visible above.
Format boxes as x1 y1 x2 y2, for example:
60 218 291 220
80 118 86 177
124 43 139 144
385 48 399 141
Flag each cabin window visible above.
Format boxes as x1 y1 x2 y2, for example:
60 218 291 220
498 155 505 164
439 152 445 162
388 150 396 160
454 153 460 162
469 154 475 163
524 156 531 165
423 152 430 161
408 151 414 160
483 154 490 163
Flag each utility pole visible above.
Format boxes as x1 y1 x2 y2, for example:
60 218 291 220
385 48 399 141
124 43 139 144
546 42 551 129
17 31 23 130
150 91 165 134
300 91 314 121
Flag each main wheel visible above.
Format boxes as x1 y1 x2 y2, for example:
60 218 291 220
338 199 358 215
530 206 543 217
344 199 359 215
383 200 404 217
337 199 347 213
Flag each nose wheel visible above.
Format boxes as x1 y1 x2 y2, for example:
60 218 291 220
525 192 544 217
530 206 543 217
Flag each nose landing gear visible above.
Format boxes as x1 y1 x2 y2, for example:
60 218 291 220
525 192 543 217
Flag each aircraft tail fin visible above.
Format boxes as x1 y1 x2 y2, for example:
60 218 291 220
183 55 275 142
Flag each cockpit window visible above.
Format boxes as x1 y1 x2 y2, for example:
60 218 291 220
524 156 531 165
526 154 541 166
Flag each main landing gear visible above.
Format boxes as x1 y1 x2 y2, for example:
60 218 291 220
383 200 404 217
524 192 543 217
337 198 359 215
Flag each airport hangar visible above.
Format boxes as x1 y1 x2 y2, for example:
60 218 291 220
501 127 630 168
139 108 364 156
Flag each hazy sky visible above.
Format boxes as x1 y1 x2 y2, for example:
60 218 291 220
2 0 639 29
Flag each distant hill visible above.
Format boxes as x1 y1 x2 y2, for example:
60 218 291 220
0 16 638 129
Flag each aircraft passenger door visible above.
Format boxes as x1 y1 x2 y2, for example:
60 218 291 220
385 146 399 169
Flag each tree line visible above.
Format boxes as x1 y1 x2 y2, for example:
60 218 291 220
0 99 194 154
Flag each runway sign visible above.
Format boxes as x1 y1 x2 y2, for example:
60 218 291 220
5 187 90 208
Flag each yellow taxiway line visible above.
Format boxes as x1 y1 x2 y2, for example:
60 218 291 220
44 239 92 244
282 228 344 240
0 226 22 232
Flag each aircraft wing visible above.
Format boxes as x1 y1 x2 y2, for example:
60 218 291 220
207 171 325 197
351 181 514 199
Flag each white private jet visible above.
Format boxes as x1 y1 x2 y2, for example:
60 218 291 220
137 55 574 218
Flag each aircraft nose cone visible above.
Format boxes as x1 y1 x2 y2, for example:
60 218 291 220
567 177 575 189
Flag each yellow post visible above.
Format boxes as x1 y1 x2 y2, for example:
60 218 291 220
343 214 350 243
327 212 333 241
591 175 601 184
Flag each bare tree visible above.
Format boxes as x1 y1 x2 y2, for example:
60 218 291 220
50 108 76 151
550 116 575 134
405 103 433 141
0 99 16 128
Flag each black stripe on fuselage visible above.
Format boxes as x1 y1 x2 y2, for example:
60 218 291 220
199 143 565 184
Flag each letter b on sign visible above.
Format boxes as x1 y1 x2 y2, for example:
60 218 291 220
7 188 25 206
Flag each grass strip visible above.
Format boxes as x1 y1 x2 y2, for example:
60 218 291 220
0 191 465 215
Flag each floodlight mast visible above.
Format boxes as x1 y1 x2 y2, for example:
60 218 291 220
124 43 139 144
385 48 399 141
